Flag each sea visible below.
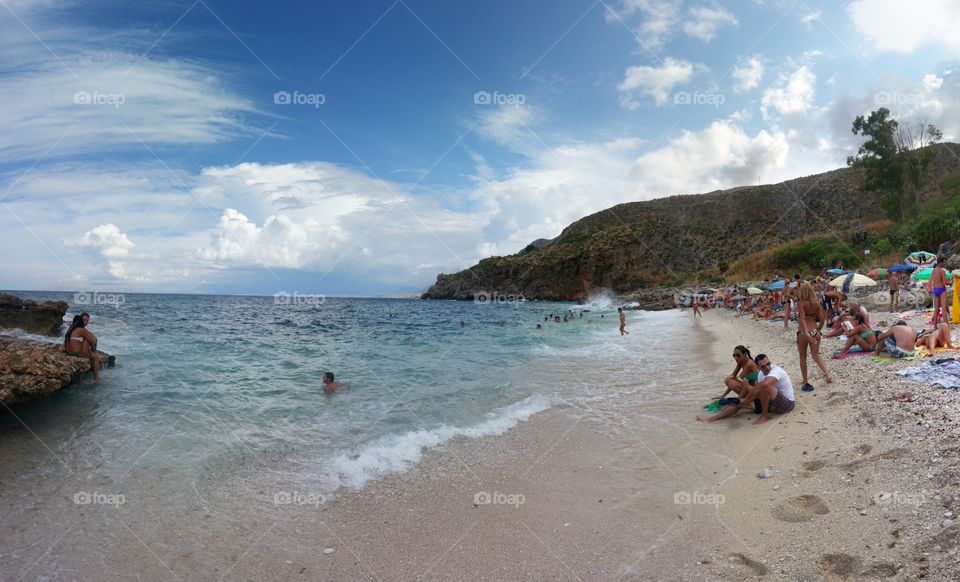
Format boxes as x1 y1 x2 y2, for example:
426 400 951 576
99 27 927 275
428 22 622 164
0 291 730 578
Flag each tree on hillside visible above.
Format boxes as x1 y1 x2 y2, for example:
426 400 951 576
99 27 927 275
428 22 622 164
847 107 942 221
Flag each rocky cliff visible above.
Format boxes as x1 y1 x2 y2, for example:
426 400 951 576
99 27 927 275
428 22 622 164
422 144 960 304
0 336 115 406
0 293 68 335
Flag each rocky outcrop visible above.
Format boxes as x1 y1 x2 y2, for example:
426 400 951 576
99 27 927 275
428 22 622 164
0 336 115 406
0 294 68 335
423 144 960 305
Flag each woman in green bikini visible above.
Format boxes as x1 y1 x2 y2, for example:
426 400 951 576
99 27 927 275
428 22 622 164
835 312 877 357
63 312 100 384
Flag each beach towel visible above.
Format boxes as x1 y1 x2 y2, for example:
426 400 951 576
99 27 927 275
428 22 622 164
896 358 960 388
832 347 874 359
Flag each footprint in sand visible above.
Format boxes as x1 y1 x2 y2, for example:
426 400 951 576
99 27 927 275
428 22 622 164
773 494 830 522
801 459 828 472
819 553 863 577
853 444 873 455
840 448 908 472
729 553 769 576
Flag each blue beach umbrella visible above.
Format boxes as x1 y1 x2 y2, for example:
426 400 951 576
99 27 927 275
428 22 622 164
826 268 844 275
888 264 916 273
767 279 786 290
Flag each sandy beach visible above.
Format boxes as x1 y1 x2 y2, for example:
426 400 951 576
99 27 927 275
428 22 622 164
241 306 960 581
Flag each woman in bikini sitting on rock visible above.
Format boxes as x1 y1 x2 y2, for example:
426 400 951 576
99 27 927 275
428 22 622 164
63 312 100 384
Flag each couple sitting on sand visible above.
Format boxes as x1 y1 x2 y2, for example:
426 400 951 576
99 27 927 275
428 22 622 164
697 345 795 426
875 321 955 358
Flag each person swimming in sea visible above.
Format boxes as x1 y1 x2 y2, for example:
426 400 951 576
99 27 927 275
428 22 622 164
63 312 100 384
322 372 344 393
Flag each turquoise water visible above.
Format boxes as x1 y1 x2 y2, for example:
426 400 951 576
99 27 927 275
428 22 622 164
2 292 677 492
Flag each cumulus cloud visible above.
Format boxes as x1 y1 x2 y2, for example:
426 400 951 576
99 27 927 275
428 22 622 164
619 57 697 108
732 56 764 92
606 0 683 52
847 0 960 56
683 5 738 42
476 104 540 148
923 73 944 90
76 223 134 278
760 65 817 119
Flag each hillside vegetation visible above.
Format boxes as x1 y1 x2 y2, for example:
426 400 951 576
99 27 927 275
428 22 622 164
422 143 960 301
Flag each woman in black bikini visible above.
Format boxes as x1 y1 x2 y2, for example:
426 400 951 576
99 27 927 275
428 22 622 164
64 312 100 384
797 283 832 391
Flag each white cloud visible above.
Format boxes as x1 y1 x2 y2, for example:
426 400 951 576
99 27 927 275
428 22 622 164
476 104 539 148
76 223 134 278
923 73 944 90
683 5 738 42
847 0 960 56
619 57 697 107
760 65 817 119
607 0 683 52
732 55 764 92
800 10 822 28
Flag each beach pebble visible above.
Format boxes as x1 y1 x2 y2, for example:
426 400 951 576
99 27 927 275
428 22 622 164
757 468 774 479
942 520 954 528
945 511 954 518
773 485 780 491
323 548 335 555
859 510 868 515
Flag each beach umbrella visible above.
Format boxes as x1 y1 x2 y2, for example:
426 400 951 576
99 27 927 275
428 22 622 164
826 268 844 275
888 263 916 273
767 279 786 290
747 287 763 295
731 294 747 300
911 267 953 281
829 273 877 290
868 267 888 278
905 251 937 268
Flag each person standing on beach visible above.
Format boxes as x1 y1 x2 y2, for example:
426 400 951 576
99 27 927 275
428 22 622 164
930 259 950 324
692 299 701 318
889 271 900 312
618 307 629 335
797 283 832 391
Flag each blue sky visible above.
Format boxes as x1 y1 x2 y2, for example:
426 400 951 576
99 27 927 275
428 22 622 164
1 0 958 295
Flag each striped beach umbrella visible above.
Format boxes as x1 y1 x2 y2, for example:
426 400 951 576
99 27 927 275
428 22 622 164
905 251 937 268
868 267 888 278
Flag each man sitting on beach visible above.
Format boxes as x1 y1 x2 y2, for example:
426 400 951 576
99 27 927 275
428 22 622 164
875 321 917 358
697 354 795 425
322 372 344 393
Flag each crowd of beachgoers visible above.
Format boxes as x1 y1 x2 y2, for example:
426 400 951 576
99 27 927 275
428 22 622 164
685 257 958 427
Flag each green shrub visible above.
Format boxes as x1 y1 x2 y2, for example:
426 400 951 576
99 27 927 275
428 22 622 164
772 237 861 271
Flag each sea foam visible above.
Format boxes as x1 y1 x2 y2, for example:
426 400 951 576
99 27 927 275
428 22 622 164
322 394 554 490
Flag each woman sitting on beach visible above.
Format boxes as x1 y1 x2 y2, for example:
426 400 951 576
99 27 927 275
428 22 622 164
915 323 955 356
834 312 877 357
63 313 100 384
797 283 832 390
714 345 760 401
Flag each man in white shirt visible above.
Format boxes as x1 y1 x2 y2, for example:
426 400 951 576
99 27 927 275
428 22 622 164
751 354 795 425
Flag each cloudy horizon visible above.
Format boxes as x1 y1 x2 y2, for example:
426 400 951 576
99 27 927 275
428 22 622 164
2 0 958 296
